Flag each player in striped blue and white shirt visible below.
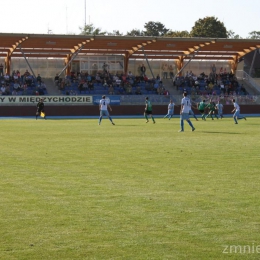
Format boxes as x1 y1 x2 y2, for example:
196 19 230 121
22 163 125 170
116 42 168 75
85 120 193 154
215 100 224 119
163 100 175 120
98 95 115 125
231 99 246 124
179 92 195 132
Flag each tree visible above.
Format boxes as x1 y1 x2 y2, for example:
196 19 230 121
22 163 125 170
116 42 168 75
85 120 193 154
143 21 169 37
248 31 260 39
190 16 227 38
79 23 106 35
107 30 123 36
227 30 242 39
166 30 190 37
126 29 144 36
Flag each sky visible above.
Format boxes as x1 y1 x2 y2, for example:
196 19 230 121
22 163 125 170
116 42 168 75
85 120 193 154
1 0 259 38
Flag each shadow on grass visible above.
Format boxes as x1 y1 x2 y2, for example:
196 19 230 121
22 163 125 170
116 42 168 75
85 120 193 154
201 131 241 134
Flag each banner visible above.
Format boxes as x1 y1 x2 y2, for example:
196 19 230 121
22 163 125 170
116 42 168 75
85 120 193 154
0 96 93 105
93 96 120 105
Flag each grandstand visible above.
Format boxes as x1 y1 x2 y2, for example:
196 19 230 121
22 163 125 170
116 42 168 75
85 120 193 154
0 33 259 116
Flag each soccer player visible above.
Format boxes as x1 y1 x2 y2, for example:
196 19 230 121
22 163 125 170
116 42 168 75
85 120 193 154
231 99 246 124
179 92 195 132
206 99 219 120
98 95 115 125
197 99 207 120
36 98 46 120
215 100 224 119
144 97 155 123
163 99 175 120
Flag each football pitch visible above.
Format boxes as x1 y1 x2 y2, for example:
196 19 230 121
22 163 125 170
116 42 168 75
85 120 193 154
0 117 259 260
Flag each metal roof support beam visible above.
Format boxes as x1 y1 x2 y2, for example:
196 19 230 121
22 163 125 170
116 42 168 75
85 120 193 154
18 44 36 78
58 44 84 77
249 48 258 77
141 46 155 79
172 47 201 83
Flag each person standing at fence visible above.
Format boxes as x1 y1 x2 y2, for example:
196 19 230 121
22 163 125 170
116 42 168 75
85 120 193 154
140 64 146 77
98 95 115 125
231 99 246 124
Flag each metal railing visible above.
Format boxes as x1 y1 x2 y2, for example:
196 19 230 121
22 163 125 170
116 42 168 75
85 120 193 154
119 94 259 105
236 70 260 93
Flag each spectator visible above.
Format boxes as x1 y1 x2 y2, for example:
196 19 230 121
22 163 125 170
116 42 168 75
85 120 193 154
168 65 174 78
88 81 94 90
83 81 88 92
140 64 146 76
102 63 109 73
126 84 132 95
36 74 42 84
4 74 10 83
108 84 114 95
103 80 108 88
1 84 6 95
13 81 22 92
162 63 168 79
135 86 142 95
78 81 84 94
128 71 134 78
54 73 60 86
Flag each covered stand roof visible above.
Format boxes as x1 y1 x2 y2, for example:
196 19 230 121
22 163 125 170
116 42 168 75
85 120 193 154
0 33 259 73
1 33 260 60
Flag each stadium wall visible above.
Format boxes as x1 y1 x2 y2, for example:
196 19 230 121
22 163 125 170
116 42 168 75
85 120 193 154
0 105 259 117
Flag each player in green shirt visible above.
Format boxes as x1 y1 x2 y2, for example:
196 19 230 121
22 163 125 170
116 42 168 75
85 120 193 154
144 97 155 123
197 100 207 120
205 99 219 120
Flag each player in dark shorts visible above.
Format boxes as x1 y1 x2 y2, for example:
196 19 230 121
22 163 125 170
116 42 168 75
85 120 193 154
144 97 155 123
206 99 219 120
197 100 207 120
36 98 46 120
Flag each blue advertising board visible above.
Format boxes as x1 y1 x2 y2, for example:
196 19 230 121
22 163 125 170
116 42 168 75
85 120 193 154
93 96 121 105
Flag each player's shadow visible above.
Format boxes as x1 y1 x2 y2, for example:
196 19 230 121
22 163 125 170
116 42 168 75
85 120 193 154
201 131 241 134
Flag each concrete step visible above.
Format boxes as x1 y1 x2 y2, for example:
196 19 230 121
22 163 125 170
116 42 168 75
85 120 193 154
161 78 180 95
44 78 60 95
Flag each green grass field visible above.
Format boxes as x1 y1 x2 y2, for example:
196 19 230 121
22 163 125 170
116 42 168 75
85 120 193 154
0 117 260 260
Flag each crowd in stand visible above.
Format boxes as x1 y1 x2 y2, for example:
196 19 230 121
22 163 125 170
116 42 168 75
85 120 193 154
0 65 47 96
174 65 248 98
55 68 171 96
0 62 250 97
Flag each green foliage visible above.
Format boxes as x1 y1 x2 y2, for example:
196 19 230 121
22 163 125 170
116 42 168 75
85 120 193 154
106 30 123 36
190 16 228 38
227 30 242 39
79 23 107 35
248 31 260 39
143 21 169 36
166 30 190 37
0 118 260 259
126 29 144 36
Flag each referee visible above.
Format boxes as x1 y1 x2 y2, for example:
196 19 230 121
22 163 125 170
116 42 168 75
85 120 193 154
36 98 46 120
